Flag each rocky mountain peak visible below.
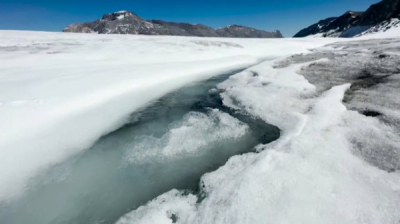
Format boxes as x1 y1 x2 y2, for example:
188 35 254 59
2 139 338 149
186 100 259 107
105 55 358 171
101 11 141 21
63 11 283 38
272 30 283 35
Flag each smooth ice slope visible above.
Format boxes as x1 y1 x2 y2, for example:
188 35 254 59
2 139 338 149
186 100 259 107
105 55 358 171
0 31 337 202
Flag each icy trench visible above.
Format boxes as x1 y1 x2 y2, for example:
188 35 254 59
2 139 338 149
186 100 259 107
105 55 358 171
1 69 280 224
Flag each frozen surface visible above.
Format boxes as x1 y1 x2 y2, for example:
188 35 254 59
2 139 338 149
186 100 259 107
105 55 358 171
117 38 400 224
0 31 336 203
3 30 399 224
0 70 280 224
291 39 400 172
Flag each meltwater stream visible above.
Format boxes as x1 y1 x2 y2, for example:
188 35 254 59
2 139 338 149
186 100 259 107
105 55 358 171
1 69 280 224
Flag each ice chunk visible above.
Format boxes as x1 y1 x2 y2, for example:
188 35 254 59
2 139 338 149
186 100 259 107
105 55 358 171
124 109 249 163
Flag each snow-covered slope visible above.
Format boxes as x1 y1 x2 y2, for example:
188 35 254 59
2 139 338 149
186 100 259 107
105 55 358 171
294 11 364 38
304 18 400 38
356 18 400 37
0 31 335 202
294 0 400 38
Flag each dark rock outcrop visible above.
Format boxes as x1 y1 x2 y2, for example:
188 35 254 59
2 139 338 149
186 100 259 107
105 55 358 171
359 0 400 25
216 25 282 38
63 11 283 38
149 20 220 37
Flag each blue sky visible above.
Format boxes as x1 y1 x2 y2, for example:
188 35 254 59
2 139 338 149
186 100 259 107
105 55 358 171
0 0 379 37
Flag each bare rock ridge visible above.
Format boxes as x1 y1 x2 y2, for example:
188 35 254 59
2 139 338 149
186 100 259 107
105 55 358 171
294 0 400 37
216 25 282 38
63 11 283 38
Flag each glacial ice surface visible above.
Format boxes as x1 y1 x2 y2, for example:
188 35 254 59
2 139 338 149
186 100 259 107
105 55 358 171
0 31 335 203
2 30 399 224
117 39 400 224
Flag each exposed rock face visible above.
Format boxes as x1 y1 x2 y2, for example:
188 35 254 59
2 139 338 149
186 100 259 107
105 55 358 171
359 0 400 25
63 24 95 33
149 20 220 37
63 11 283 38
216 25 282 38
293 0 400 37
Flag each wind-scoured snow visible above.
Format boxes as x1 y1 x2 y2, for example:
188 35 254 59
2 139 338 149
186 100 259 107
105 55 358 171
0 30 337 203
116 39 400 224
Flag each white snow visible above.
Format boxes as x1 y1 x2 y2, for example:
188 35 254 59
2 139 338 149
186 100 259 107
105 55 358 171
357 18 400 39
303 18 400 39
305 33 326 38
117 15 125 20
0 30 337 202
117 55 400 224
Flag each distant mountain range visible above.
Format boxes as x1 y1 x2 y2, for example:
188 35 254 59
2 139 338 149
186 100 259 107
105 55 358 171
294 0 400 38
63 11 283 38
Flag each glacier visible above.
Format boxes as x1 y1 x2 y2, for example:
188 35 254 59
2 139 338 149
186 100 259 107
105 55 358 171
1 30 400 224
0 31 335 202
117 38 400 224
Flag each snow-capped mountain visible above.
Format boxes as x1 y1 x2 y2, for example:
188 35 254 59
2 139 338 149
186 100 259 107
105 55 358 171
294 0 400 37
63 11 283 38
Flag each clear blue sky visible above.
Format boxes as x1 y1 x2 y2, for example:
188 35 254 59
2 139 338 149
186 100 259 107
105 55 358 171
0 0 379 37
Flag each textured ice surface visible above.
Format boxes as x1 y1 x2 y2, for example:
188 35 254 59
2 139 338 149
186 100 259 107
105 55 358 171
117 38 400 224
2 30 400 224
286 39 400 171
0 31 336 202
124 110 249 162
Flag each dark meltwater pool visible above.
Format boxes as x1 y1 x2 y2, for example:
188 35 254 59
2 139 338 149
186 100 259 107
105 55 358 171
1 69 280 224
